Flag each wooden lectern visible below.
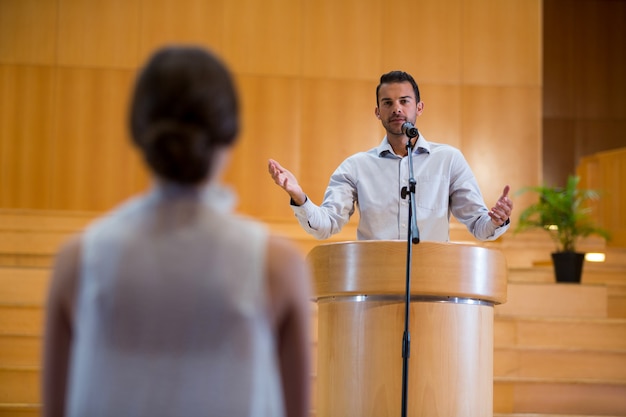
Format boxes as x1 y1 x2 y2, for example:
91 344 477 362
307 240 507 417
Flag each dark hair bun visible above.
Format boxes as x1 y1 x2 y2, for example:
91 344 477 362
141 121 211 184
129 46 239 184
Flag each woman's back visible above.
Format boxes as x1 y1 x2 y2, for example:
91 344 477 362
66 185 285 417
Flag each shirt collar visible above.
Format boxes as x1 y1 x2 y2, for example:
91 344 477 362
377 134 431 157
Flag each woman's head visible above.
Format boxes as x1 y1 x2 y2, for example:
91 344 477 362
130 46 239 184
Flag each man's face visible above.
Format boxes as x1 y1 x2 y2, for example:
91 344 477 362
375 81 423 136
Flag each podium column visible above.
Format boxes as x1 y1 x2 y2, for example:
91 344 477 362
307 241 508 417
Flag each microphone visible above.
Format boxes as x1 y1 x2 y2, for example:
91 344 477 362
401 122 419 139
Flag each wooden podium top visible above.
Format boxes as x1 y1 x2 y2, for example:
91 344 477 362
307 240 508 304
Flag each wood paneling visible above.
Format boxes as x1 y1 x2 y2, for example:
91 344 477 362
57 0 141 68
0 65 57 209
222 0 301 76
578 147 626 248
461 86 542 208
0 0 58 65
380 0 463 84
543 0 626 120
462 0 542 86
139 0 224 61
543 0 626 186
301 0 382 80
224 75 303 218
50 67 147 210
0 0 543 235
417 84 462 149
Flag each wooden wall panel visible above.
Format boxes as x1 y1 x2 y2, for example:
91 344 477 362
543 0 626 186
0 65 57 208
416 84 462 149
139 0 224 61
0 0 543 232
380 0 462 84
461 86 542 208
57 0 141 68
0 0 58 65
223 75 303 218
222 0 301 76
542 119 576 187
575 1 626 120
577 120 626 158
50 67 146 211
578 148 626 248
301 0 382 80
463 0 542 85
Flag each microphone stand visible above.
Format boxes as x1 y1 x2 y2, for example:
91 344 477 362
399 131 420 417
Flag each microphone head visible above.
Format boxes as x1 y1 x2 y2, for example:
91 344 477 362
401 122 419 138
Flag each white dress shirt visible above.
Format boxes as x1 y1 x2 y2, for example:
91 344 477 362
291 134 509 242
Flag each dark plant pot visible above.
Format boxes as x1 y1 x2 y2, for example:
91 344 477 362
551 251 585 283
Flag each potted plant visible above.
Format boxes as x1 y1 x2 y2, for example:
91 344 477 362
515 175 610 283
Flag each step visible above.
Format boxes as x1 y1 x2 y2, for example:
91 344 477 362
494 316 626 351
503 267 626 318
0 230 71 256
484 233 609 269
608 285 626 318
0 306 43 335
508 264 626 286
0 268 49 305
494 377 626 415
496 283 608 318
482 228 626 271
499 245 622 270
494 347 626 381
0 404 40 417
0 209 94 232
0 254 53 268
0 334 41 367
0 209 90 267
0 366 39 403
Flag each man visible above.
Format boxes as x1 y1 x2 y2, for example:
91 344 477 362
268 71 513 242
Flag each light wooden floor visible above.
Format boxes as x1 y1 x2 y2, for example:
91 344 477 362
1 210 625 417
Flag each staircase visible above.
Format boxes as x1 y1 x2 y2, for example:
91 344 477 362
0 210 92 416
489 227 626 417
493 283 626 415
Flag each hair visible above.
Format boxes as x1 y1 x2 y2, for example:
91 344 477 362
375 71 420 105
129 46 239 184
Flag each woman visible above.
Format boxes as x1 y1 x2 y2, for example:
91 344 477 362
42 46 311 417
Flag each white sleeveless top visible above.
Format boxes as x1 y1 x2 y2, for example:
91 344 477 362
66 183 285 417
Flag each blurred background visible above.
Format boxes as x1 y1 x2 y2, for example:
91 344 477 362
0 0 624 236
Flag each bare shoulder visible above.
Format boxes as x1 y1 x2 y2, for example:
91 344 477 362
267 234 306 271
265 234 312 321
49 234 83 318
266 234 311 292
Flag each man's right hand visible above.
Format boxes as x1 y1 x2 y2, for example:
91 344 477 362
268 159 307 206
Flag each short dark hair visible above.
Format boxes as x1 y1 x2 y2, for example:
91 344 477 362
129 46 239 184
376 71 420 105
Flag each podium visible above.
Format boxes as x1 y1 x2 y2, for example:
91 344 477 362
307 241 507 417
